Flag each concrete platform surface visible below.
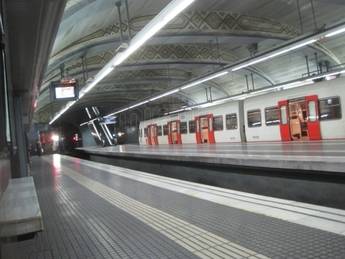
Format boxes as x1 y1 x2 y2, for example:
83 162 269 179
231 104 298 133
2 154 345 259
78 141 345 172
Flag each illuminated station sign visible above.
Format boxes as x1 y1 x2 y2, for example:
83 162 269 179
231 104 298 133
50 79 78 101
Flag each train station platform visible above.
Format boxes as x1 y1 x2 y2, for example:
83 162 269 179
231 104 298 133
78 141 345 173
2 154 345 258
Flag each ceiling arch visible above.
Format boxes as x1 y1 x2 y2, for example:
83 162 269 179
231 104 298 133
35 0 345 124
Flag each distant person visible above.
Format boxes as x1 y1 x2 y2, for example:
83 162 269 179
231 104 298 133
36 141 42 156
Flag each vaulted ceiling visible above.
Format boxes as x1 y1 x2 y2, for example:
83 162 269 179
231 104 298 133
34 0 345 125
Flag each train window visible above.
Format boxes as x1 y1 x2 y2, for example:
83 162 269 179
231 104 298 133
213 116 224 131
157 125 163 136
144 128 148 137
265 107 280 126
308 101 317 122
180 122 188 134
163 124 169 135
226 113 237 130
319 96 342 121
247 109 262 127
189 120 196 133
280 106 288 125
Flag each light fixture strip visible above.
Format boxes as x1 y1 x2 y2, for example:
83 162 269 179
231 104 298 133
80 121 89 127
105 70 229 117
230 22 345 73
113 0 195 67
180 71 229 90
51 19 345 125
232 39 317 72
325 26 345 38
49 0 195 125
182 69 345 112
149 89 180 102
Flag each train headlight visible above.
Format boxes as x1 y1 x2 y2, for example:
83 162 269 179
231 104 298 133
51 134 59 142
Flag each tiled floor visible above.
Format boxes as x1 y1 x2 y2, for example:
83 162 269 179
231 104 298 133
2 155 345 259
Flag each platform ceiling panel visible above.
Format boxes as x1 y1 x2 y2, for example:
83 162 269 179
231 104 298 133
34 0 345 125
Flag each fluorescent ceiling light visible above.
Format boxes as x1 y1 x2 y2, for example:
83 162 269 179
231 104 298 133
325 26 345 37
180 71 229 90
307 69 345 81
164 107 192 116
79 117 99 127
113 0 195 67
181 75 324 112
85 107 92 119
105 107 130 117
149 89 180 101
49 0 194 125
79 66 114 98
106 70 228 117
49 100 76 125
80 121 89 127
232 39 317 72
129 100 149 109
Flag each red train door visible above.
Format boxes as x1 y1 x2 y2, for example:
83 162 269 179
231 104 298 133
167 122 172 144
168 120 182 144
278 96 321 141
306 95 321 140
195 117 201 144
195 114 215 144
278 100 291 141
289 98 309 141
147 124 158 145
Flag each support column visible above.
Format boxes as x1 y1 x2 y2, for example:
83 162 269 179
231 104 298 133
12 95 28 178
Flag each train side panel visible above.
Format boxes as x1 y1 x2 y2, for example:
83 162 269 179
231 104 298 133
318 79 345 139
200 102 241 143
244 94 280 142
180 111 196 144
244 77 345 141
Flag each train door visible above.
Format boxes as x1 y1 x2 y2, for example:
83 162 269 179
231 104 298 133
147 124 158 145
305 95 321 140
288 98 309 141
195 114 215 144
168 120 182 144
278 95 321 141
278 100 290 141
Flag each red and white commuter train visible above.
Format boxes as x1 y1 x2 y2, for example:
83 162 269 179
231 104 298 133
139 76 344 145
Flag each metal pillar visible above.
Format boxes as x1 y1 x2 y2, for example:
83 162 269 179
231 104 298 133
209 87 213 102
124 0 132 40
305 55 310 76
116 1 125 44
314 52 319 74
296 0 304 34
250 73 255 90
245 74 249 91
310 0 318 30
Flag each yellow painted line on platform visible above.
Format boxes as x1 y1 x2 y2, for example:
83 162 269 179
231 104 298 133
45 157 270 259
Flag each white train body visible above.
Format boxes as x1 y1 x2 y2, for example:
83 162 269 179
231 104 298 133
139 76 345 145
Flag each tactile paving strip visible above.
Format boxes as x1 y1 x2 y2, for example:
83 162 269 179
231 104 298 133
1 158 200 259
60 156 345 259
59 162 269 259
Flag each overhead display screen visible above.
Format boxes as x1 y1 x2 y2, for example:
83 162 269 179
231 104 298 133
55 86 76 99
51 79 78 101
